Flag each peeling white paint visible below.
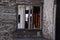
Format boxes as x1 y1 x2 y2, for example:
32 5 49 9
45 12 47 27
43 0 54 40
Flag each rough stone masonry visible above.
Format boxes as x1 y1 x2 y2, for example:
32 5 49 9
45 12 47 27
0 0 16 40
0 0 55 40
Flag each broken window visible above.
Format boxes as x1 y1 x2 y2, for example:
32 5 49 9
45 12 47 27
17 5 41 30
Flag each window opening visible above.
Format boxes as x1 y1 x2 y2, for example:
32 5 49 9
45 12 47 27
17 5 41 30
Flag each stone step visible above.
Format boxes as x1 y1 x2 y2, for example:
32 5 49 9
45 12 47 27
14 37 47 40
14 30 42 38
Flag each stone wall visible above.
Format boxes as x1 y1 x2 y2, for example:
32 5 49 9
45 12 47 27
0 31 14 40
0 1 16 40
0 0 42 40
0 0 56 40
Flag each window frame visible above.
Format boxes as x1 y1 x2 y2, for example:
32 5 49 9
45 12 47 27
16 3 43 31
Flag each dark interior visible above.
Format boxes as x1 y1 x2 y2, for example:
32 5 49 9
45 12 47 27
33 6 40 29
25 6 40 29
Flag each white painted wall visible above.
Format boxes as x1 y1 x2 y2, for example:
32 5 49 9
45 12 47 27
43 0 55 40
